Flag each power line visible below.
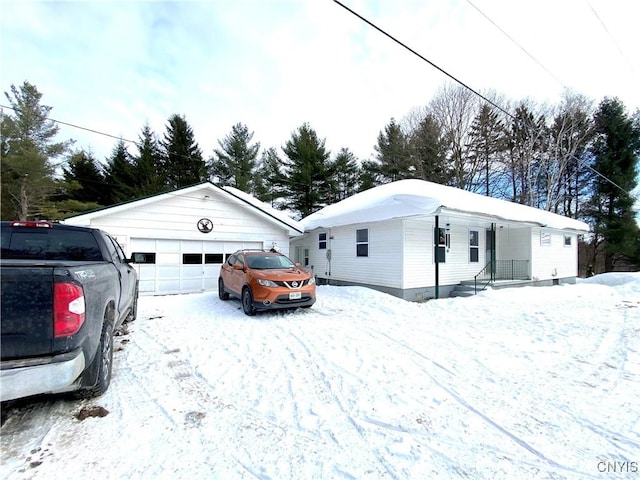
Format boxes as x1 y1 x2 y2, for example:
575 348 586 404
332 0 515 122
586 0 638 77
465 0 567 89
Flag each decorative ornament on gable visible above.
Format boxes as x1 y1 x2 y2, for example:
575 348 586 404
197 218 213 234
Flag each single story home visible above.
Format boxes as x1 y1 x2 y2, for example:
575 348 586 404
64 182 302 295
290 179 590 300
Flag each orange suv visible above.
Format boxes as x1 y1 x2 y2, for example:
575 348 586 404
218 249 316 315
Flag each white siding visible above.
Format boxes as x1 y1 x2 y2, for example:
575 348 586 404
298 220 404 288
496 227 530 260
530 228 578 280
65 185 293 295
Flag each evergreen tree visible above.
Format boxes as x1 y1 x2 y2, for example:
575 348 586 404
585 98 640 272
1 81 72 220
281 123 331 217
103 139 137 203
373 118 413 183
210 123 260 192
331 148 360 201
408 113 451 185
161 114 206 189
358 159 380 192
467 104 505 196
62 149 110 206
253 147 288 206
133 123 165 196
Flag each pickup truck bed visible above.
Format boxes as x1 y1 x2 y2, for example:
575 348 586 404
1 221 139 402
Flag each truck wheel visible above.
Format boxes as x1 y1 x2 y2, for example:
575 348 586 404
74 316 114 399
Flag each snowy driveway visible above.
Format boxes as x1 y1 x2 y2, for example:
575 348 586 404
1 274 639 479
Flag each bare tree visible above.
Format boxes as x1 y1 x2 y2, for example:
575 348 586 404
428 83 480 190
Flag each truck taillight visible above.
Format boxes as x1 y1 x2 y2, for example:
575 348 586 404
54 282 86 337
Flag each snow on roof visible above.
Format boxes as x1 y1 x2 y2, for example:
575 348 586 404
222 186 303 233
300 179 590 232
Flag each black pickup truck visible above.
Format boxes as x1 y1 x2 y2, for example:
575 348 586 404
0 221 139 402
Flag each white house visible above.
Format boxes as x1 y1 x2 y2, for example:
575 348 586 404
64 182 302 295
290 179 590 300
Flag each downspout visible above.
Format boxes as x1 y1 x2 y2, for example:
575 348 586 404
435 215 440 299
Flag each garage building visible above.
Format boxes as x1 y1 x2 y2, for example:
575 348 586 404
64 182 302 295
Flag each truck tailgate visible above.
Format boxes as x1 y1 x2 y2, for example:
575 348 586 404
1 266 55 360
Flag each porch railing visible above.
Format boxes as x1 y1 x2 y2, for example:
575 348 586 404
474 260 530 293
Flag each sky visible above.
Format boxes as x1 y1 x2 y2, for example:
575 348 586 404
1 272 639 479
1 0 639 165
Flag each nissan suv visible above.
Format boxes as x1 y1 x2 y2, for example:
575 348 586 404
218 249 316 315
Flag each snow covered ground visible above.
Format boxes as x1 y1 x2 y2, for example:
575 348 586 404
1 273 639 480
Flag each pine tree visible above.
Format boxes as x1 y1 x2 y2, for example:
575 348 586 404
408 113 451 186
253 147 288 206
160 114 206 189
585 98 640 272
373 118 413 183
1 81 72 220
210 123 260 192
281 123 331 217
467 104 505 196
103 139 137 204
331 148 360 201
62 149 110 206
133 123 165 196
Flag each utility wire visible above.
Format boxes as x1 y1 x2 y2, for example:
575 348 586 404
332 0 515 122
465 0 567 88
587 0 638 76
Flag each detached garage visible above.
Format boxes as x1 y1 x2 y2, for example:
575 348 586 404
64 182 302 295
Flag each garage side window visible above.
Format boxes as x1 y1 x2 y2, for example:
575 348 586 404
356 228 368 257
319 232 327 250
132 252 156 264
183 253 202 264
205 253 224 263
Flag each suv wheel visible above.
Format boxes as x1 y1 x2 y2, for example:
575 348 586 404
242 287 256 316
218 278 229 300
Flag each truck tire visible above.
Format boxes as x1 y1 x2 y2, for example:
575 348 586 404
73 315 114 399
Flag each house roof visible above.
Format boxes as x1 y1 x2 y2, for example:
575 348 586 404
64 182 303 235
300 179 590 232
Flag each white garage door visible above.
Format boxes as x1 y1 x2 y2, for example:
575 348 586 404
130 238 262 295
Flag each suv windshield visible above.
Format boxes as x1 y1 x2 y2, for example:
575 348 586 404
246 254 296 270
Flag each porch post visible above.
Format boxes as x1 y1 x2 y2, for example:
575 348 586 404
491 223 496 282
435 215 440 299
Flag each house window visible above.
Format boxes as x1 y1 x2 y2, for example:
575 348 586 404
434 227 448 263
356 228 369 257
469 230 479 263
304 248 309 266
183 253 202 264
204 253 224 264
319 232 327 250
564 235 572 246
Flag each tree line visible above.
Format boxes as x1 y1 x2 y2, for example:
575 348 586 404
2 80 639 271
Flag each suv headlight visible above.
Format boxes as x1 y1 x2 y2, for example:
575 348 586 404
308 276 316 285
258 279 278 287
